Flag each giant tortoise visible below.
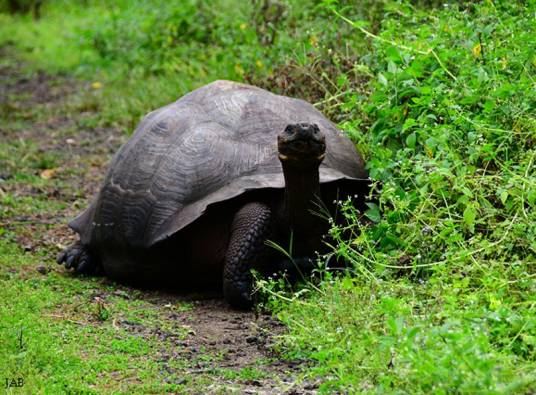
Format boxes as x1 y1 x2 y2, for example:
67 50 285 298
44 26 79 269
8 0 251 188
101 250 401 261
57 80 368 308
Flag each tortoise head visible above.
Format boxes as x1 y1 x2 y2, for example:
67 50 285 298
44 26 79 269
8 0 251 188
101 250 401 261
277 123 326 168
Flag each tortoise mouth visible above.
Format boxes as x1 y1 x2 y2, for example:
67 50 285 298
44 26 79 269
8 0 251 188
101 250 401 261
277 123 326 164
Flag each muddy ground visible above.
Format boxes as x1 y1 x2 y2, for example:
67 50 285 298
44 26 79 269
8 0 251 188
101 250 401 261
0 57 318 394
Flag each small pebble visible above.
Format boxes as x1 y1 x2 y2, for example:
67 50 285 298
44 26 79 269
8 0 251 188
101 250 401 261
36 265 49 275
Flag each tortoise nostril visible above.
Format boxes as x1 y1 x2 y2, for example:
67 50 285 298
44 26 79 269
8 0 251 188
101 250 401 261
281 123 324 143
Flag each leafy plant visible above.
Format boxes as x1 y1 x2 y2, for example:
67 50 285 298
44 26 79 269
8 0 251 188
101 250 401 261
260 0 536 392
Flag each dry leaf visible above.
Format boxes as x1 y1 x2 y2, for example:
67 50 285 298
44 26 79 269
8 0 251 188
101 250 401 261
40 168 57 180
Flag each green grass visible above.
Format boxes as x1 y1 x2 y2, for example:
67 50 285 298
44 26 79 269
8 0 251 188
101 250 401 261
0 241 188 393
1 0 535 393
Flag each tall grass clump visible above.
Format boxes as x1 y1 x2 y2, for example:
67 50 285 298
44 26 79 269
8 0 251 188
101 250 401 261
262 1 536 393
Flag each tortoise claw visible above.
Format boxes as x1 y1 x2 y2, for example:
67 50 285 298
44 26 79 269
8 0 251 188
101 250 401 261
56 250 67 264
77 255 90 273
65 254 76 269
57 242 102 275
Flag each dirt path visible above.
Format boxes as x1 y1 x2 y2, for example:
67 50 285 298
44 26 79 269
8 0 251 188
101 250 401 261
0 56 316 394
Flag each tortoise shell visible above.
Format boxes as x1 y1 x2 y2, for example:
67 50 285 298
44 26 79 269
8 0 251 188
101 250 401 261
70 80 367 249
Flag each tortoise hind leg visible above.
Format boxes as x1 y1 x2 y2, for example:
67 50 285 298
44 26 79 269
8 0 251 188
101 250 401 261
223 202 274 309
57 241 102 275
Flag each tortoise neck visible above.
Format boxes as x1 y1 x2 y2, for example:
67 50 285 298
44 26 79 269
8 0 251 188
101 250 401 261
281 162 323 234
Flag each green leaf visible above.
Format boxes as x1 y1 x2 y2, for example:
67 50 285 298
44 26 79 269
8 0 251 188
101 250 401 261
387 60 398 74
365 202 381 223
420 86 432 95
500 190 508 204
406 132 416 149
337 74 348 88
378 73 388 86
402 118 417 132
460 95 480 105
341 276 354 290
463 204 477 233
386 46 403 63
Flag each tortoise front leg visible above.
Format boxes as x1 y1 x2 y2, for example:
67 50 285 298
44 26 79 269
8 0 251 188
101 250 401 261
223 202 274 309
57 241 102 275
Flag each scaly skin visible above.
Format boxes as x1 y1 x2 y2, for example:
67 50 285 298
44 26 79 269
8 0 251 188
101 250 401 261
223 202 274 309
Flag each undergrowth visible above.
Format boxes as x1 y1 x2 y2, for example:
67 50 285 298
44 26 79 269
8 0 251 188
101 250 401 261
0 0 374 129
261 1 536 393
